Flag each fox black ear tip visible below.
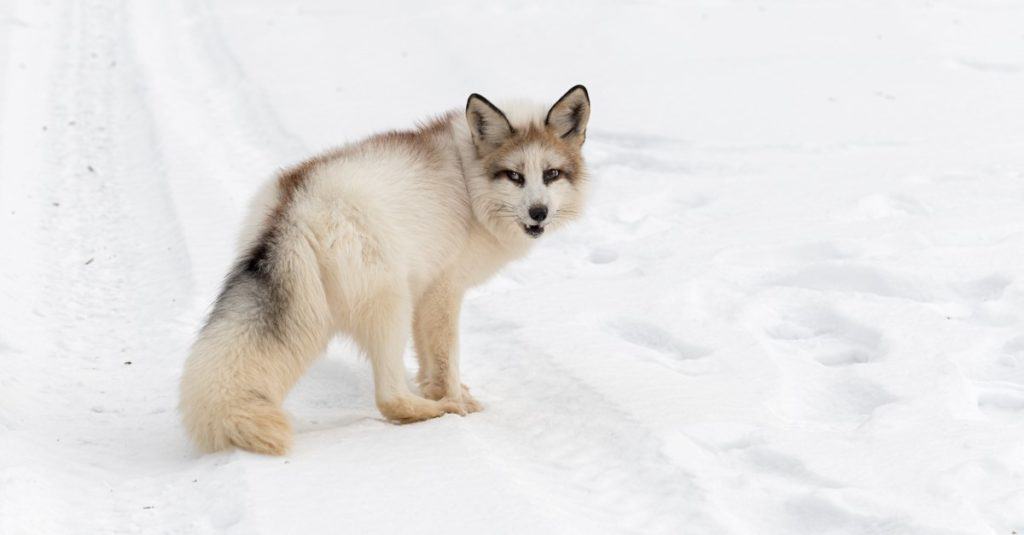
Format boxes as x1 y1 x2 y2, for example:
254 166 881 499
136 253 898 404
466 93 493 110
557 85 589 103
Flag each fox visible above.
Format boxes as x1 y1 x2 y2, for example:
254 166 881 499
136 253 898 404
179 85 591 455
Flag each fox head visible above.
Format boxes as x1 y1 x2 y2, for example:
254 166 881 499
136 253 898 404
464 85 590 242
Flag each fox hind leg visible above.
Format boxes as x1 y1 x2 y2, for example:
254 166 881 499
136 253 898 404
350 284 464 422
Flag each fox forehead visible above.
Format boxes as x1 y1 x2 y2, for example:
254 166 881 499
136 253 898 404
496 142 570 172
485 127 581 177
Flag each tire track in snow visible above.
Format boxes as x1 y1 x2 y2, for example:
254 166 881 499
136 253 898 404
130 0 307 303
35 0 194 461
1 0 305 531
460 308 727 534
0 0 197 530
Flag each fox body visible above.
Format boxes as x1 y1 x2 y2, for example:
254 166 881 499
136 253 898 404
179 86 591 455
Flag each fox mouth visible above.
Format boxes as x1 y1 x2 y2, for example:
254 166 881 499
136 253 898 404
523 224 544 238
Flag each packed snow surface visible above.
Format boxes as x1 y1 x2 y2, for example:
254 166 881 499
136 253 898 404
2 0 1024 533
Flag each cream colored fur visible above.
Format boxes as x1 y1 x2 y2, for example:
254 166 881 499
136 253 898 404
180 86 591 455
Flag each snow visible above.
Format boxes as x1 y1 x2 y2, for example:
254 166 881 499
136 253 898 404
2 0 1024 533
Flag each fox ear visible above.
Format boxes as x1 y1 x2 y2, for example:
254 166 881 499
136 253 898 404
466 93 515 155
545 85 590 146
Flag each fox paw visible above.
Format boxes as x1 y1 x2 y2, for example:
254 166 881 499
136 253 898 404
421 382 482 414
378 395 467 424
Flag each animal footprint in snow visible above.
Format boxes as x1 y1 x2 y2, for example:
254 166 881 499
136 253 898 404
953 274 1013 303
771 373 897 423
741 447 841 487
609 319 710 361
588 247 619 264
764 305 883 367
1001 335 1024 364
845 193 930 220
952 275 1019 327
975 381 1024 419
774 263 928 301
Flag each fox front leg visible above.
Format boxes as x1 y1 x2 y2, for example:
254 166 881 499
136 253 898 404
413 278 482 414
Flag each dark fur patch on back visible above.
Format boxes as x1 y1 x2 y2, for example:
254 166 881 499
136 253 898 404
241 229 276 281
209 150 334 337
206 227 289 339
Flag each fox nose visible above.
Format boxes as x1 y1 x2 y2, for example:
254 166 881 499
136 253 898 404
528 204 548 223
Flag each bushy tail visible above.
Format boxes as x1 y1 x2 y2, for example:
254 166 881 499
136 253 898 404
179 228 330 456
179 330 295 456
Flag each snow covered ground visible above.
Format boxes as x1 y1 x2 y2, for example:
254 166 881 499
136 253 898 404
2 0 1024 533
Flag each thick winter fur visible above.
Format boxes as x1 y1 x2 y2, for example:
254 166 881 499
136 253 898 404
180 85 591 455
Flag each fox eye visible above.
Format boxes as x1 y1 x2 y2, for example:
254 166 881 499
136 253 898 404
504 170 525 186
542 169 561 183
